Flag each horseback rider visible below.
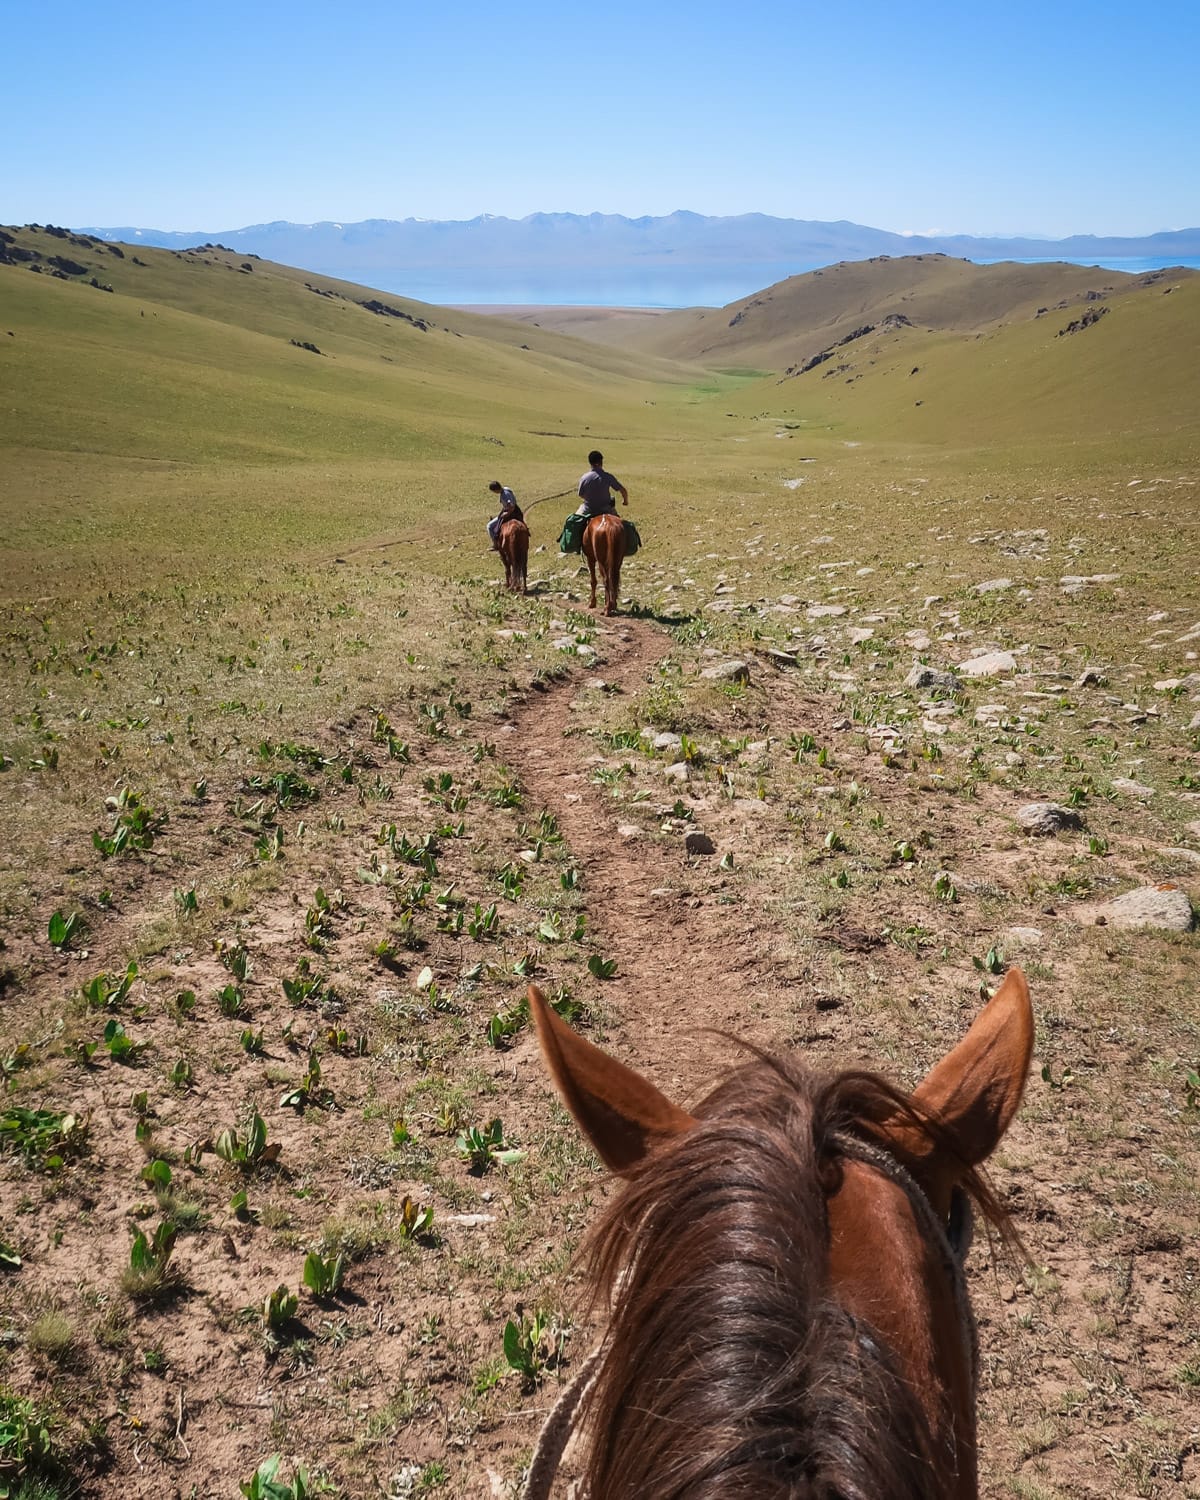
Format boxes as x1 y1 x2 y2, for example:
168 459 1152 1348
576 451 629 518
487 481 524 549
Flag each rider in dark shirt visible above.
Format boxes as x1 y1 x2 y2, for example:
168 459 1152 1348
576 450 629 516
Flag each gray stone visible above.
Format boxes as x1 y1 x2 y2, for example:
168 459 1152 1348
905 665 961 692
1003 926 1045 949
1111 777 1155 798
617 824 640 840
1160 848 1200 867
700 659 751 684
684 831 717 856
1074 668 1106 689
664 762 690 783
958 650 1018 678
1189 711 1200 732
765 649 801 669
1015 802 1085 836
652 731 683 753
976 577 1013 594
807 603 847 619
1103 884 1195 932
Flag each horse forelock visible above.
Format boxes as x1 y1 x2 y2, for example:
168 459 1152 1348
576 1053 1002 1500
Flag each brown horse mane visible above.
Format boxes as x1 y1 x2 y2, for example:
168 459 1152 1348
574 1048 1016 1500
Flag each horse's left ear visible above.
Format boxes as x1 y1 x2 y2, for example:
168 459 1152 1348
907 968 1034 1196
527 985 695 1175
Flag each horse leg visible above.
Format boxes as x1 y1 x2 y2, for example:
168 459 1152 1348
585 545 598 610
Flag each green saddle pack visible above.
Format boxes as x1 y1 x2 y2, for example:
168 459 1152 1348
558 513 587 554
558 514 643 557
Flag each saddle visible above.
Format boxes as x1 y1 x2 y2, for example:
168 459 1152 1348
558 514 642 556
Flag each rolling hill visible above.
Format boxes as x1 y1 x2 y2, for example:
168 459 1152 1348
507 254 1200 456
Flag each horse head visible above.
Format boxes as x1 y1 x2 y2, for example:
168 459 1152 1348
526 971 1033 1498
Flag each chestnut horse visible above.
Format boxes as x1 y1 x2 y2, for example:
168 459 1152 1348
524 969 1033 1500
498 517 530 594
582 512 625 615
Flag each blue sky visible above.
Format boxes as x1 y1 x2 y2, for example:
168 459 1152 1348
4 0 1197 236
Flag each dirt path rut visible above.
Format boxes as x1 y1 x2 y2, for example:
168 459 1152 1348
507 616 772 1105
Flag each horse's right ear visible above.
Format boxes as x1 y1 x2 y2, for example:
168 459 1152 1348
527 986 694 1175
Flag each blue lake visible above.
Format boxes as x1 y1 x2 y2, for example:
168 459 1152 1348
379 256 1200 310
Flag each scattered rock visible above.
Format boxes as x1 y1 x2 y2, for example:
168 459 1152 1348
905 665 961 692
1102 884 1195 932
700 659 751 684
617 824 640 840
1111 777 1155 798
1189 711 1200 732
1003 926 1045 949
765 649 800 669
1074 668 1106 688
976 578 1013 594
807 604 847 619
1159 847 1200 867
684 831 717 856
1015 802 1085 836
664 762 690 783
958 650 1018 678
652 731 683 753
848 627 875 644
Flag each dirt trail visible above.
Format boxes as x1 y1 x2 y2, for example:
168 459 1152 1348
507 615 772 1105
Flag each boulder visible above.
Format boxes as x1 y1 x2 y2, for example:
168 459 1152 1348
1159 848 1200 867
905 665 961 692
701 660 751 684
1003 926 1045 949
664 762 690 783
1103 884 1195 932
1111 777 1155 798
1015 802 1085 836
958 650 1018 678
652 731 683 753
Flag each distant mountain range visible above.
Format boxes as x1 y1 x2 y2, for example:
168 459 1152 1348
79 212 1200 305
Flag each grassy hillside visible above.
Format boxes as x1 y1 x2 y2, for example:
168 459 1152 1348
0 224 1199 1500
0 225 720 590
766 273 1200 457
565 253 1194 365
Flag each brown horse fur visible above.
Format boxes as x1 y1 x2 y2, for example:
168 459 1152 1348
498 517 529 594
527 970 1033 1499
582 512 625 615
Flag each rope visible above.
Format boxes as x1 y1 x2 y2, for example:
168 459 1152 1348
520 1346 603 1500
